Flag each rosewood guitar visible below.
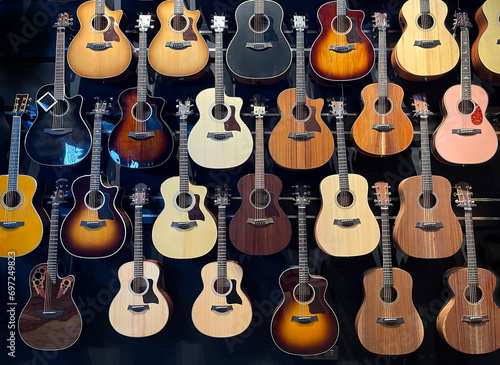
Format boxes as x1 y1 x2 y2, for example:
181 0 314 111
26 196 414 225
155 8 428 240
351 12 414 157
108 14 174 169
271 185 339 356
19 179 82 350
437 183 500 354
109 183 172 337
355 182 424 355
309 0 375 82
472 0 500 81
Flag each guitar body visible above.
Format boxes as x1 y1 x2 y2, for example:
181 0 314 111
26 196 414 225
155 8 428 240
226 0 292 84
437 267 500 354
309 1 375 82
315 174 380 257
187 88 253 169
271 267 339 356
432 84 498 165
108 88 174 168
191 261 252 337
60 175 131 259
391 0 459 81
109 260 172 337
355 267 424 355
67 1 133 79
18 264 82 350
472 0 500 81
393 175 462 258
152 177 216 259
25 85 91 166
269 90 334 170
229 174 291 255
148 0 209 80
351 83 413 156
0 176 45 257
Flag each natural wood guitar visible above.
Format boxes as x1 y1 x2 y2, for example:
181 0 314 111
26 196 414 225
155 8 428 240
472 0 500 81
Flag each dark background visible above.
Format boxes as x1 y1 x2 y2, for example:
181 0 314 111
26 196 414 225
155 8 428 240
1 0 499 364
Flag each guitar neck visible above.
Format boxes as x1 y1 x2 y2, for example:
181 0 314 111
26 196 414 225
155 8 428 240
254 114 265 189
420 0 430 14
464 208 478 288
337 0 347 17
179 114 189 193
47 202 61 284
460 27 472 101
254 0 264 15
90 111 103 191
380 207 393 287
174 0 184 15
335 115 349 191
95 0 106 15
7 115 21 191
298 205 309 285
133 205 144 277
377 26 388 99
54 26 66 101
295 28 306 105
217 205 228 278
137 29 148 104
419 115 433 193
214 31 225 105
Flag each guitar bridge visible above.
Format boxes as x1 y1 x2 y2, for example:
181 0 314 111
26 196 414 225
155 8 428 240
128 131 155 140
452 128 482 136
247 218 274 226
329 45 355 53
462 315 489 323
291 315 318 324
245 42 273 51
36 310 63 319
288 132 315 141
165 41 192 50
376 317 404 326
127 305 150 313
44 128 73 136
80 221 107 229
0 221 24 229
211 305 233 313
171 221 198 230
414 40 441 49
415 222 443 231
207 132 233 140
86 42 112 51
372 124 394 132
333 218 361 227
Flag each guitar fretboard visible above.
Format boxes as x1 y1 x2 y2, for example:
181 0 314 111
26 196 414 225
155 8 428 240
54 26 66 101
89 110 103 191
133 205 144 278
420 0 430 14
464 208 478 286
460 28 472 101
7 116 21 192
298 205 309 285
214 30 225 105
419 115 433 193
137 29 148 104
254 0 264 15
295 27 306 106
217 205 228 278
47 202 61 284
377 25 389 99
337 0 347 17
380 207 393 286
95 0 106 15
179 113 190 193
254 114 265 190
336 115 350 191
174 0 184 16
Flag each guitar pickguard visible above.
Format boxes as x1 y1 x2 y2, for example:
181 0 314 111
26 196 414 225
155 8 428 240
183 17 197 41
265 192 280 217
56 277 74 299
142 279 159 304
262 18 279 42
226 279 243 305
471 103 483 125
188 194 205 221
304 106 321 132
97 193 114 220
224 106 242 132
103 17 120 42
345 18 363 44
31 265 47 298
308 286 327 314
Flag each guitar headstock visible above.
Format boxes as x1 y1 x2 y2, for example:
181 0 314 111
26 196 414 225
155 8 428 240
454 182 475 210
373 182 391 208
454 10 472 30
93 99 108 116
13 94 30 116
131 183 149 206
137 13 154 32
373 12 389 29
50 178 69 205
214 186 231 206
412 93 433 117
211 15 227 33
251 94 267 118
293 185 310 207
292 15 307 32
176 98 193 119
54 12 72 28
329 98 347 118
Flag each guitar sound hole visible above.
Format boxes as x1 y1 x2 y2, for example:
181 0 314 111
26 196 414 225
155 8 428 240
250 189 270 209
213 277 231 295
176 192 193 209
379 285 398 304
211 104 229 121
332 15 351 34
418 192 437 209
336 190 354 208
85 190 105 210
417 13 434 30
92 15 109 32
293 283 314 304
250 14 269 33
458 100 475 115
464 285 483 304
2 190 22 209
132 102 152 122
130 277 148 295
292 103 310 121
170 15 187 32
51 100 69 117
374 97 392 115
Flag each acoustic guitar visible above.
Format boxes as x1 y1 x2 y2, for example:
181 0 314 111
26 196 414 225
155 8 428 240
152 99 217 259
271 185 339 356
355 182 424 355
187 15 253 169
351 12 413 157
0 94 46 257
61 101 131 259
226 0 292 84
67 0 134 79
432 10 498 165
393 94 462 259
191 186 252 338
268 15 334 170
109 183 172 337
472 0 500 81
315 100 379 257
436 183 500 354
108 14 174 169
24 13 92 167
19 179 82 350
391 0 460 81
309 0 375 83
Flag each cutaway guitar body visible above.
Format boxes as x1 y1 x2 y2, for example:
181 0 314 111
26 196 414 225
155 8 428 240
472 0 500 81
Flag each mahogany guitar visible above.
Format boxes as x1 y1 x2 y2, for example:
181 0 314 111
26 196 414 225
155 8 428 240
391 0 459 81
108 14 174 169
393 94 462 259
309 0 375 83
67 0 134 79
472 0 500 81
109 183 172 337
61 101 131 259
437 183 500 354
191 187 252 338
19 179 82 350
432 10 498 165
148 0 209 80
24 13 91 167
315 100 379 257
355 182 424 355
271 185 339 356
1 94 46 257
229 97 292 255
268 15 334 170
152 99 217 259
351 12 414 157
226 0 292 84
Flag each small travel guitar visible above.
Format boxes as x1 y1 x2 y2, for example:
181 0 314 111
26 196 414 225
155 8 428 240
191 187 252 338
391 0 460 81
109 183 172 337
187 15 253 169
148 0 209 80
152 99 217 259
393 94 461 259
226 0 292 84
271 185 339 356
67 0 134 79
432 10 498 165
315 100 379 257
61 101 131 259
19 179 82 350
108 14 174 169
0 94 46 257
25 13 91 167
309 0 375 82
436 183 500 354
472 0 500 81
268 15 334 170
355 182 424 355
229 97 292 255
351 12 414 157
